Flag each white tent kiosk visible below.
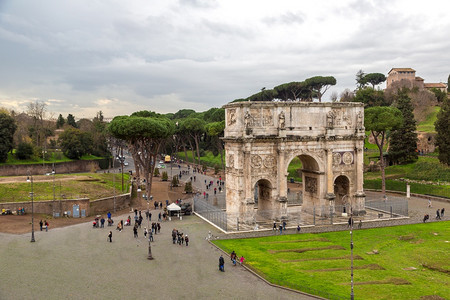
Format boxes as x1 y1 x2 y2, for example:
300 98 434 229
167 203 181 217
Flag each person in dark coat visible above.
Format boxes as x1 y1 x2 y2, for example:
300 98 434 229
219 255 225 272
185 235 189 246
436 209 441 220
39 220 43 231
133 225 138 238
441 208 445 217
108 231 112 242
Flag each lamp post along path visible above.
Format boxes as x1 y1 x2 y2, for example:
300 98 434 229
27 175 35 242
146 194 154 260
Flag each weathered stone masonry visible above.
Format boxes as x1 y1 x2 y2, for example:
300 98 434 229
223 101 366 223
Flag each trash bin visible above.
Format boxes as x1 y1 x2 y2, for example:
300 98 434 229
290 178 294 183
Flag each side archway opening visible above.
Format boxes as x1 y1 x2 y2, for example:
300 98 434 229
334 175 350 213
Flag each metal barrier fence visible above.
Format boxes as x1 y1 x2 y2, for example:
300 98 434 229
193 195 409 232
286 191 303 205
365 197 408 217
194 195 228 231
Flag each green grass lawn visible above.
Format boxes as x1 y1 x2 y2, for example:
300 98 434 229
1 151 104 165
177 150 223 167
213 222 450 300
0 173 130 203
417 106 440 133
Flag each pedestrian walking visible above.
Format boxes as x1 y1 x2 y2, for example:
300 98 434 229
144 227 147 238
273 221 277 231
436 209 441 220
279 224 283 235
100 217 105 228
172 229 177 244
157 223 161 233
282 221 286 230
158 212 162 222
239 256 245 265
185 235 189 246
39 220 43 231
133 226 138 238
358 220 362 229
423 214 429 223
297 225 301 233
231 251 237 266
108 231 112 242
428 200 432 208
45 220 49 232
441 208 445 217
219 255 225 272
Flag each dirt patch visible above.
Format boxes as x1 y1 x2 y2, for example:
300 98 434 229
261 237 330 244
398 234 415 241
0 179 186 234
420 295 447 300
341 277 410 285
269 245 345 254
309 263 385 272
281 255 364 262
422 263 449 274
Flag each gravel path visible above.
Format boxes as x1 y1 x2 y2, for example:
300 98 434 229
0 210 316 300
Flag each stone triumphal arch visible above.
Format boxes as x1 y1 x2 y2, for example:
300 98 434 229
223 101 366 223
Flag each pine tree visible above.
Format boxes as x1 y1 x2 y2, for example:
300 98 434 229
56 114 65 128
388 89 418 164
67 114 77 128
435 96 450 165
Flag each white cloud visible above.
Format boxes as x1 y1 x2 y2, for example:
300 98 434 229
0 0 449 119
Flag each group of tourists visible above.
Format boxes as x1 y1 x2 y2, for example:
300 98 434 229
424 208 445 222
272 221 287 234
219 251 245 272
39 220 49 232
171 228 189 246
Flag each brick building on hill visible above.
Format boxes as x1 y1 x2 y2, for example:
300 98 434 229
386 68 447 92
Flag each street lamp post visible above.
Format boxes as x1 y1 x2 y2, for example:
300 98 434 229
27 174 35 242
145 194 154 260
350 208 354 300
52 164 56 217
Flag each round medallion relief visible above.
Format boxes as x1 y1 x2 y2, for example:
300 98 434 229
332 153 342 165
343 152 354 165
263 155 275 168
251 155 262 168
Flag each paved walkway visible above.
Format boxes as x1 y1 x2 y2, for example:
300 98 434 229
0 210 316 300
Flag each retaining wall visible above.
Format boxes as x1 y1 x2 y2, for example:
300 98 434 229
0 160 101 176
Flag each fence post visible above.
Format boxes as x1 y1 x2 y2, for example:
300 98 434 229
236 217 239 231
390 206 393 218
313 206 316 225
330 206 333 224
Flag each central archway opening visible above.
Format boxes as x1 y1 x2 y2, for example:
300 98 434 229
286 154 320 209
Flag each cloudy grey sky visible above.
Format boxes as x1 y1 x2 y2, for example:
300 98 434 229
0 0 449 119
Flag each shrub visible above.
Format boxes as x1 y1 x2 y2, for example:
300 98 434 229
15 142 34 160
161 171 168 181
184 181 193 193
172 175 179 187
154 168 160 177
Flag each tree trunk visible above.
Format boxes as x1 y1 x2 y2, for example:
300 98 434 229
194 135 201 167
183 145 188 162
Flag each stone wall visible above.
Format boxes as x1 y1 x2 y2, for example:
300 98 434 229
0 160 101 176
0 192 133 217
90 193 131 215
0 199 90 216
